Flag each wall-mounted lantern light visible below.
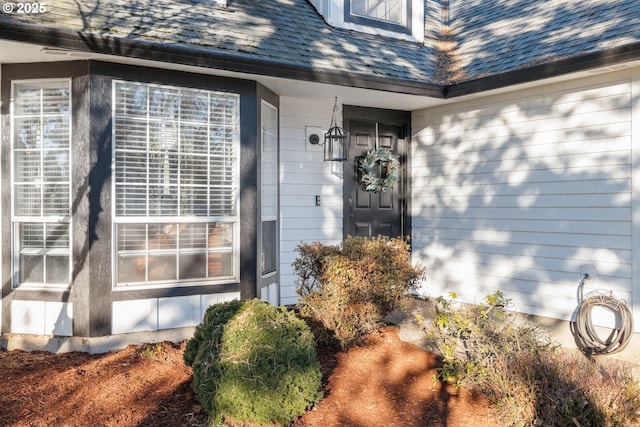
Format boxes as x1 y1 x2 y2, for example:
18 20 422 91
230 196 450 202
308 97 347 162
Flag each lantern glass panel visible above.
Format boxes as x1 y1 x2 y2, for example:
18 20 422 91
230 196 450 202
324 127 346 161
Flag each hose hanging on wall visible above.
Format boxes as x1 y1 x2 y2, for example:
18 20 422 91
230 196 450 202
571 274 634 355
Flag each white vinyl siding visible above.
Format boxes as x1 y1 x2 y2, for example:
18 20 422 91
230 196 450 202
411 71 633 321
11 80 72 288
112 81 240 288
278 97 344 305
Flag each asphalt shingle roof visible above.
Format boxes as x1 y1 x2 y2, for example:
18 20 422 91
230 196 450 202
0 0 439 84
451 0 640 79
1 0 639 90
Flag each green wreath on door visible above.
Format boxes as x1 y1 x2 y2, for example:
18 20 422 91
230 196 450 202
358 148 400 192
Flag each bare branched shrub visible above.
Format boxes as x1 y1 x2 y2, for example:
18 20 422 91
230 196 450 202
294 236 425 348
426 291 553 387
482 350 640 427
424 292 640 426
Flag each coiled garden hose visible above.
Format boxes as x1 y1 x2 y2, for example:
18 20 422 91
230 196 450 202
571 274 633 355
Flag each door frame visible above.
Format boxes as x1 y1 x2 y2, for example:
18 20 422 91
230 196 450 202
342 105 411 239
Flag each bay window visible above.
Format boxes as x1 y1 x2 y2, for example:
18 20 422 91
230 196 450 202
11 80 72 288
113 81 240 287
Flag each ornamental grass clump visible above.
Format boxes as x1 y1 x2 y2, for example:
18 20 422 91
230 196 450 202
294 235 425 348
424 291 640 426
184 299 323 427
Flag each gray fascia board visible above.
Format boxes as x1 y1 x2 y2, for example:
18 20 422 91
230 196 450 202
445 42 640 98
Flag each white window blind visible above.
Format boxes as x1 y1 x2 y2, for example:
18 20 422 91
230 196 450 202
113 81 240 287
12 80 72 287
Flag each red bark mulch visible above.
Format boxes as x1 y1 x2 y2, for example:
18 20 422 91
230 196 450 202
0 327 498 427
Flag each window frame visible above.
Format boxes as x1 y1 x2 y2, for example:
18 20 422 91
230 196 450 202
111 80 241 290
10 78 73 290
344 0 412 34
260 100 278 277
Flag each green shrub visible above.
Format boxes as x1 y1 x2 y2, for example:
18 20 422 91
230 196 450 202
184 299 243 367
185 299 322 426
424 291 640 426
294 235 425 348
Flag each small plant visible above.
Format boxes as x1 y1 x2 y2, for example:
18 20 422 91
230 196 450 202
427 290 535 387
294 235 425 348
184 299 322 426
424 291 640 426
139 342 170 361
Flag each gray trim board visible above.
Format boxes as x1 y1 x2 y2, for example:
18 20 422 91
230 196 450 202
81 73 113 336
239 82 259 300
111 283 240 302
344 105 411 125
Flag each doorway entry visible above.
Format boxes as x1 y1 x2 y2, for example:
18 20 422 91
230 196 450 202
343 106 410 238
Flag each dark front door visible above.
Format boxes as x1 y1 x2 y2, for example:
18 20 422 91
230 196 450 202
343 107 409 238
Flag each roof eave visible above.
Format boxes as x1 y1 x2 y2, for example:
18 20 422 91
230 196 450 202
445 42 640 98
0 21 445 98
4 20 639 102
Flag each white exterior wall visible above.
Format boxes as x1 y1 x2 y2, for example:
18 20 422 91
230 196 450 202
412 69 636 326
11 301 73 336
111 292 238 334
279 97 344 305
307 0 328 16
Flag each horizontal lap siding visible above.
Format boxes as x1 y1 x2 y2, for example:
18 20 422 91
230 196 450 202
411 71 633 321
279 97 343 305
